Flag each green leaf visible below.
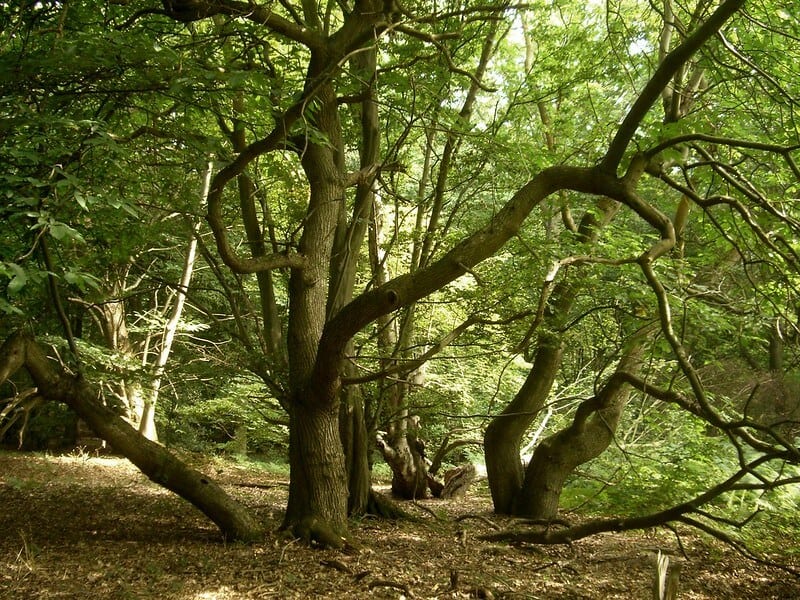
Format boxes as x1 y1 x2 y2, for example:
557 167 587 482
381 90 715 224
7 263 28 294
48 221 85 243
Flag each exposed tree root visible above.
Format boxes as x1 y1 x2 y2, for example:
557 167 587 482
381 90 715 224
365 488 411 519
286 515 353 550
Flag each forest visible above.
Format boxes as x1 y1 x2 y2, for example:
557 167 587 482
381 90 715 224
1 0 800 597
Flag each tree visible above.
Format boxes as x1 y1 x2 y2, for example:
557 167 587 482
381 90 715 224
5 0 800 555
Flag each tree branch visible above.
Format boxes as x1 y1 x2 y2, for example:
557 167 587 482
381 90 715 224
601 0 745 173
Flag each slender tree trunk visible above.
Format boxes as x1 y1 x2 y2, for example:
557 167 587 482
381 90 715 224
141 216 201 441
141 166 208 440
328 45 380 516
339 385 371 515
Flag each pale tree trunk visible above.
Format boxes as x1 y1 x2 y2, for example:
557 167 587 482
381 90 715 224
141 210 204 441
0 332 262 541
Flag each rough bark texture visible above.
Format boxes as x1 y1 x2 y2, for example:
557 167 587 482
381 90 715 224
339 385 371 515
282 403 349 547
329 45 380 517
378 429 429 499
281 61 351 538
0 332 263 542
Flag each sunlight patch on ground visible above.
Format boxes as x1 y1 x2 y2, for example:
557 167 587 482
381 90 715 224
53 455 131 469
189 586 248 599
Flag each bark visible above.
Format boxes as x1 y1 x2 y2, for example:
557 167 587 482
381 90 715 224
484 196 619 514
282 402 348 547
514 344 645 518
0 332 262 542
230 92 286 365
142 211 203 442
378 428 429 499
339 385 371 515
282 67 350 538
329 45 380 516
483 338 563 514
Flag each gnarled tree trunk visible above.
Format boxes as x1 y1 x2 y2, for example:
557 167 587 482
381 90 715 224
514 344 645 518
483 338 563 513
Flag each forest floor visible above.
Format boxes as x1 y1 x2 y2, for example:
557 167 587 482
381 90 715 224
0 450 798 599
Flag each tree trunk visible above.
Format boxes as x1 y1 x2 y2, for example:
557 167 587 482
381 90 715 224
143 214 203 442
0 332 262 542
328 45 381 516
484 198 621 514
484 337 563 513
282 70 350 541
514 343 646 518
378 425 429 499
282 402 349 547
339 384 371 515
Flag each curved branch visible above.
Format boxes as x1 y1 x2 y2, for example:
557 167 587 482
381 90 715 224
315 165 611 387
0 332 263 542
160 0 323 47
601 0 745 173
646 132 800 161
480 449 798 546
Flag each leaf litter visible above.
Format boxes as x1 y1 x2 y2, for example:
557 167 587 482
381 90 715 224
0 451 797 599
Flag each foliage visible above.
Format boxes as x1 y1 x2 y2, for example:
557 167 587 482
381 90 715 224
1 0 800 559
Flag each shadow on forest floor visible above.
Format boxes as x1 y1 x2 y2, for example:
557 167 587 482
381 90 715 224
0 450 797 599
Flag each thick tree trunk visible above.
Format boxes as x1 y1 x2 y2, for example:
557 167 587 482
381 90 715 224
483 337 563 513
378 426 429 499
0 332 262 542
514 343 646 518
282 69 351 541
282 402 348 547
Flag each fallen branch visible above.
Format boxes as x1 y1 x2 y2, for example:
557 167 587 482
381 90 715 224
368 579 414 597
455 514 501 530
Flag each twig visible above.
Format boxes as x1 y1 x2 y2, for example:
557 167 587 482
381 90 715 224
320 559 352 574
368 579 414 597
456 514 501 530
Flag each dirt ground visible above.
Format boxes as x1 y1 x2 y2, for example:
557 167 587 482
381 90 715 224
0 450 798 599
